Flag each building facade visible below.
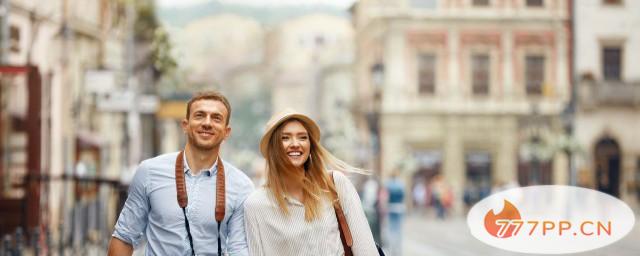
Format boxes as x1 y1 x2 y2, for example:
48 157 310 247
0 0 161 248
574 0 640 207
353 0 571 213
159 10 360 173
267 13 359 164
160 13 269 175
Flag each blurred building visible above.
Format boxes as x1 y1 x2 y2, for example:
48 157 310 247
0 0 163 247
574 0 640 205
159 7 359 171
159 13 270 174
353 0 572 213
173 13 264 86
268 13 359 163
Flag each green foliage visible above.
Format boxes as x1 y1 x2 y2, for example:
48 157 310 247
124 0 176 80
133 0 158 41
151 27 177 77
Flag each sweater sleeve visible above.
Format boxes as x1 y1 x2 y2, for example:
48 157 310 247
333 171 378 256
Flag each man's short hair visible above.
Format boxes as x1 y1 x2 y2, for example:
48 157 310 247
185 91 232 125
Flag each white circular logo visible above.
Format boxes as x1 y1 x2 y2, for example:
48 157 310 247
466 185 635 254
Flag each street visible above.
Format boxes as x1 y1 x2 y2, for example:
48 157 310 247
402 214 640 256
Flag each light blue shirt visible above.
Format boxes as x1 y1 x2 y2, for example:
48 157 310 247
112 152 255 256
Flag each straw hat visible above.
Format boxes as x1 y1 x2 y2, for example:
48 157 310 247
260 108 321 157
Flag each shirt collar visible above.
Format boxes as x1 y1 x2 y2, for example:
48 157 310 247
183 155 218 177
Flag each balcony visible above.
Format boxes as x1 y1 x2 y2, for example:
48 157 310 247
579 80 640 108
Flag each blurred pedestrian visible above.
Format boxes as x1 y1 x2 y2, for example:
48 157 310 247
464 178 482 212
108 91 255 256
431 174 452 220
243 109 378 255
362 176 383 243
412 179 427 215
385 170 405 256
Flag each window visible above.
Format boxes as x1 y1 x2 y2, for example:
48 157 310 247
9 25 20 53
1 85 28 199
411 0 437 8
472 54 490 95
418 54 436 94
314 35 325 46
635 158 640 198
465 151 492 205
525 55 544 95
603 0 622 5
473 0 490 6
526 0 544 7
602 46 622 81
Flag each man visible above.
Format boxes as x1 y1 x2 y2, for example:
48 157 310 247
385 170 405 256
108 91 254 255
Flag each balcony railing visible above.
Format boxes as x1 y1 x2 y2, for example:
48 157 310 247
579 80 640 108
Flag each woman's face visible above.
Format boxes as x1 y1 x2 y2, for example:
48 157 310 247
280 120 311 169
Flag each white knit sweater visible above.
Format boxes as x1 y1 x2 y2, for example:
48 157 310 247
243 171 378 256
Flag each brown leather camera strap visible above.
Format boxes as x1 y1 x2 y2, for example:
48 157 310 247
175 151 188 208
174 150 226 256
329 171 353 256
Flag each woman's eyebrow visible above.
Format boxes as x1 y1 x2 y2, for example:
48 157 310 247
281 131 308 136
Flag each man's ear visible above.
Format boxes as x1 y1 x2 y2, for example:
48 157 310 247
180 119 189 133
224 126 231 140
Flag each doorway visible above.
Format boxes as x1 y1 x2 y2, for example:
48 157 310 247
594 137 621 198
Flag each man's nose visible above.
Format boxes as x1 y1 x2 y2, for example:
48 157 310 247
202 116 213 126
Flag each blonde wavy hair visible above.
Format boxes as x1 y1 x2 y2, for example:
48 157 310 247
264 118 367 221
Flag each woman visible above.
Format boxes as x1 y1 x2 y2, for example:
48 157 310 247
244 109 378 255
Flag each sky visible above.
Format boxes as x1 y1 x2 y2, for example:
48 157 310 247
157 0 357 9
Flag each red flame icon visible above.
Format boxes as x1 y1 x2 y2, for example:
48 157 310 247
484 200 522 238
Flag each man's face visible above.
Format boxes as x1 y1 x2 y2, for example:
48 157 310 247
181 99 231 151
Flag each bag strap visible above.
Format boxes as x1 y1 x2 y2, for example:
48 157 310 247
329 171 353 256
215 154 225 255
175 151 226 256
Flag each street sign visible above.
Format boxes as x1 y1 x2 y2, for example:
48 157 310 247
84 70 116 94
96 90 159 113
